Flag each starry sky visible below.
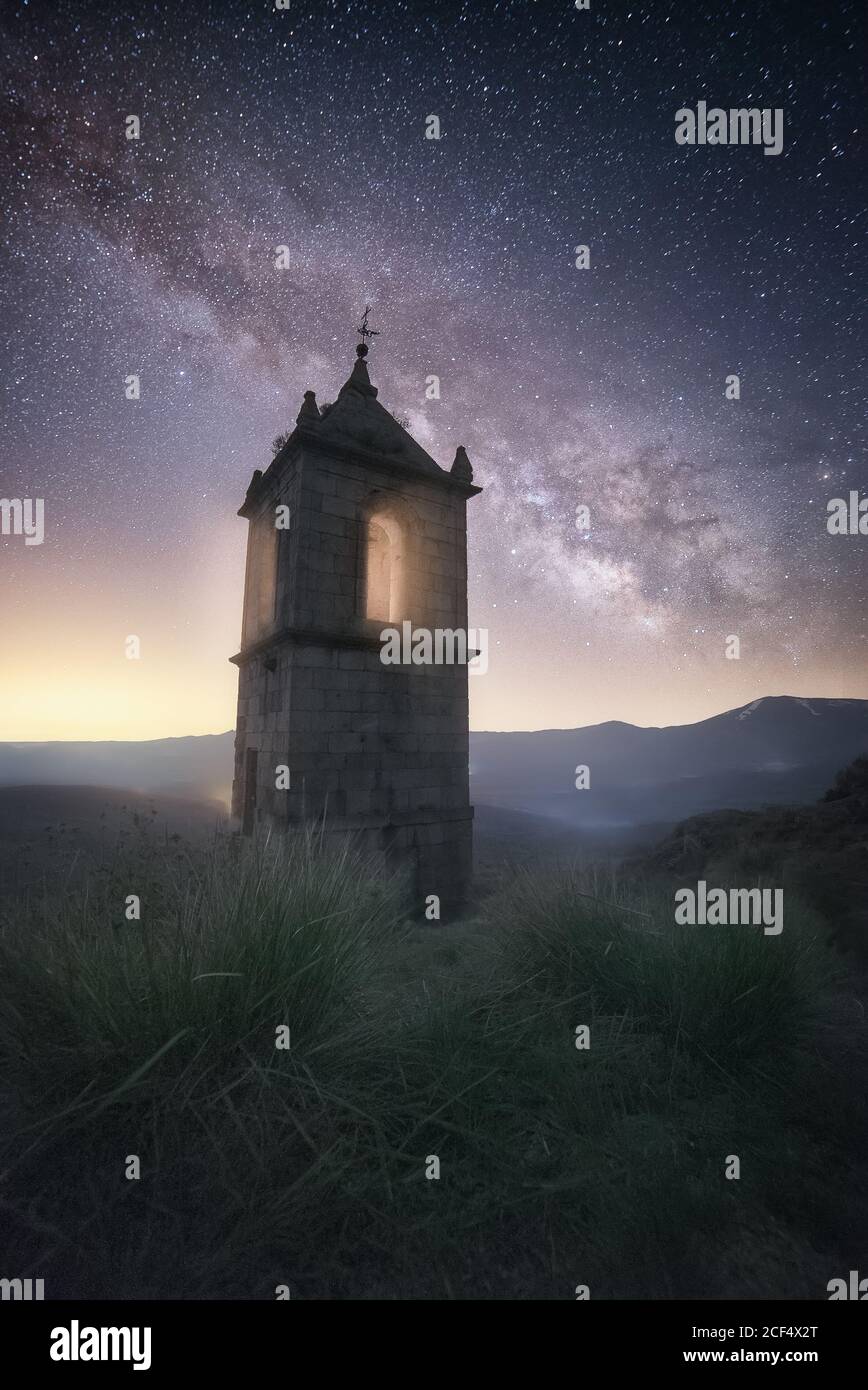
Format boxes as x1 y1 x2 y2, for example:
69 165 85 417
1 0 865 740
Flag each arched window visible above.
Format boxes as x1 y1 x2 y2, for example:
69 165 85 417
365 511 403 622
242 511 279 645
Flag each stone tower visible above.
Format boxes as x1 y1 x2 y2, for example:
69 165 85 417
230 336 481 913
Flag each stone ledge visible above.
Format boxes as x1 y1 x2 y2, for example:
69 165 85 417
230 625 384 666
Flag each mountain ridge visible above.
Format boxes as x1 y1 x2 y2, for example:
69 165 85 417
2 696 866 829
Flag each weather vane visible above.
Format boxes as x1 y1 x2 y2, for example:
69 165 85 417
356 305 380 355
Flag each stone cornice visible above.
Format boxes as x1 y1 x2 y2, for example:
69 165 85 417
230 622 385 666
239 428 481 517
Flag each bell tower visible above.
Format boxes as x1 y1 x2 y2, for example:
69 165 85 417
230 324 481 914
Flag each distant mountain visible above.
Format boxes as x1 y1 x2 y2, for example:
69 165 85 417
470 696 868 828
1 697 865 830
0 733 235 803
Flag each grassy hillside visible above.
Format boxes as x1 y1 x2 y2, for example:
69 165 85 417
1 818 866 1299
0 785 228 899
643 760 868 964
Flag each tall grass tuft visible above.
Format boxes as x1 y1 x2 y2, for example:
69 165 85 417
490 866 838 1069
0 829 400 1123
0 839 864 1299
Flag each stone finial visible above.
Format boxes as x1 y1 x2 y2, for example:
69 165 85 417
450 445 473 483
340 343 378 398
296 390 320 425
238 467 264 518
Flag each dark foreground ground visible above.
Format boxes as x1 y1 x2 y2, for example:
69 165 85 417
0 774 866 1299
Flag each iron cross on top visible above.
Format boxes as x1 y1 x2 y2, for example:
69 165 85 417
356 306 380 351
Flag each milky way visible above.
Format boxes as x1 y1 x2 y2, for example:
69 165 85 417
1 0 865 737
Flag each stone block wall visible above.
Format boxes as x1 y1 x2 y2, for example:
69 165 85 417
232 438 475 914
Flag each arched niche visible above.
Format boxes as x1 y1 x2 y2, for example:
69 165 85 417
242 508 279 645
360 495 417 624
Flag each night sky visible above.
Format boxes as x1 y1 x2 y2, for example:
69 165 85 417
2 0 865 739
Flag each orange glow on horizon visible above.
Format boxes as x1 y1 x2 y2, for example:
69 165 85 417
3 520 865 742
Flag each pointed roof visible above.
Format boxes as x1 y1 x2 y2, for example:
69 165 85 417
305 344 446 477
244 339 482 513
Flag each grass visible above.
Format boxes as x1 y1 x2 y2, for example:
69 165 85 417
1 826 866 1299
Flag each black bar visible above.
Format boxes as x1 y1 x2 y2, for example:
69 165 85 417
2 1298 863 1376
